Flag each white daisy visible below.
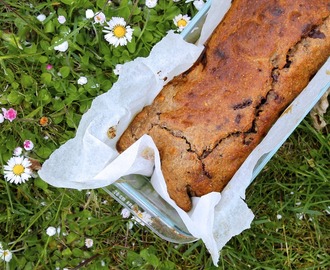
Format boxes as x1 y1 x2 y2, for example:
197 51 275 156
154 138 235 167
0 249 12 262
94 11 106 24
103 17 134 47
146 0 158 8
173 14 191 32
3 156 32 184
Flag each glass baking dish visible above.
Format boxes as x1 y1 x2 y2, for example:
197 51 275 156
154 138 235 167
102 0 330 243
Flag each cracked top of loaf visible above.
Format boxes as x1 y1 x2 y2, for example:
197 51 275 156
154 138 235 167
117 0 330 211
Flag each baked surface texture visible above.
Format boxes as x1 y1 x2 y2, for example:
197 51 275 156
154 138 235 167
117 0 330 211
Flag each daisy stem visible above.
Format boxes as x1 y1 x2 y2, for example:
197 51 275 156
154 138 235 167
4 182 14 212
35 192 65 268
137 9 150 43
0 52 43 61
0 154 14 213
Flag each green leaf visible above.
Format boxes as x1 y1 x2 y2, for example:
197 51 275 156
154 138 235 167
59 66 71 78
140 249 159 267
142 30 154 42
35 146 53 159
21 74 35 87
39 89 52 103
72 248 84 257
7 90 24 104
41 73 52 85
60 0 75 5
34 178 49 191
127 38 136 53
44 20 55 33
62 248 72 257
11 81 19 89
40 40 51 52
3 67 15 83
39 55 48 63
66 232 79 244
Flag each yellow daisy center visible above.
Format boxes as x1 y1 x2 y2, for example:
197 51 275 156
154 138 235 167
13 164 24 175
113 25 126 38
177 19 187 27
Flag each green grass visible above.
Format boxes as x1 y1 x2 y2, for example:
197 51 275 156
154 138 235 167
1 0 330 269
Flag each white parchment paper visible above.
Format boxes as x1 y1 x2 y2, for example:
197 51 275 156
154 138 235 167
39 0 330 265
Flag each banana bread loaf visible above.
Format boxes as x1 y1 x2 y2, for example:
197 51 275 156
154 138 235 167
117 0 330 211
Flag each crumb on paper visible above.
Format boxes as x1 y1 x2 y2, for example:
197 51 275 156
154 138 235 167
141 147 155 161
107 125 117 139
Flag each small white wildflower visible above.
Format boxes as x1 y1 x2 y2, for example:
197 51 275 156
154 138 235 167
295 201 302 206
85 238 93 248
0 113 4 123
46 226 57 236
276 214 282 220
13 147 23 156
58 15 66 24
0 249 12 262
77 76 88 85
37 14 46 22
173 0 180 2
146 0 158 8
54 40 69 52
121 208 131 219
113 64 123 75
94 12 106 24
85 9 94 19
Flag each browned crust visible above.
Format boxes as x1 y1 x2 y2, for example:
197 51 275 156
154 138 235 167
117 0 330 211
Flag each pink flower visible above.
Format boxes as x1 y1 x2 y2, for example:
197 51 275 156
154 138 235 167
2 108 17 122
23 140 34 151
46 64 53 70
